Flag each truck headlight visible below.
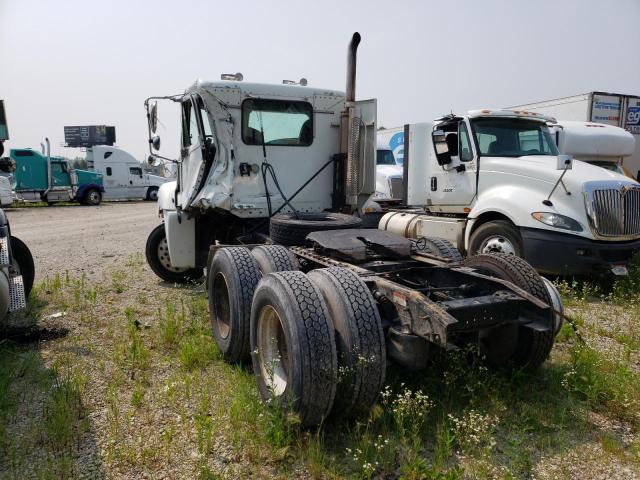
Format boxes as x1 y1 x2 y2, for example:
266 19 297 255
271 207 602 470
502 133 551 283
531 212 583 232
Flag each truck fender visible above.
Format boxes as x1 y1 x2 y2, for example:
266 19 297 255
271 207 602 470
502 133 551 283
158 181 177 213
465 185 533 250
164 211 196 268
75 183 105 200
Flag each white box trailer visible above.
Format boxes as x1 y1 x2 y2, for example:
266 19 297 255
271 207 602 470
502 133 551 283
86 145 168 201
511 92 640 178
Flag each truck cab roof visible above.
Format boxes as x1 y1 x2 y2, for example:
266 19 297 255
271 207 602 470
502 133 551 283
186 80 346 104
466 109 556 123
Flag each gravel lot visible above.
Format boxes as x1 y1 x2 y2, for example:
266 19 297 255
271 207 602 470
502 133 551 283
6 202 160 281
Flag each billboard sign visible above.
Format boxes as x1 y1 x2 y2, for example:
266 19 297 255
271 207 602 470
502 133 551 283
64 125 116 147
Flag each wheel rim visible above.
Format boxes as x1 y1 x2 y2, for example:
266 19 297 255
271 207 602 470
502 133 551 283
212 272 231 339
257 305 289 396
150 189 158 201
157 237 189 273
89 191 99 203
480 235 516 255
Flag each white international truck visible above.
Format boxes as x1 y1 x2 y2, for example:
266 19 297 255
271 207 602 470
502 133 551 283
378 110 640 276
511 92 640 179
86 145 168 201
141 34 564 427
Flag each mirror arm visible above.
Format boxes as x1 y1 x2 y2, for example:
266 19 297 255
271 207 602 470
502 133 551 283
149 153 180 164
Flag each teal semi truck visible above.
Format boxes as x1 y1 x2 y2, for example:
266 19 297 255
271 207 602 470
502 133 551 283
9 141 104 205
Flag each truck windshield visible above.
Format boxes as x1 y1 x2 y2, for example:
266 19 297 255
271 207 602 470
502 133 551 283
376 149 396 165
471 118 558 157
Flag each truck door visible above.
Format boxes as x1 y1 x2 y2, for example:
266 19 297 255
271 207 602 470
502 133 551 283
430 120 477 209
51 162 70 188
178 94 214 209
127 166 146 197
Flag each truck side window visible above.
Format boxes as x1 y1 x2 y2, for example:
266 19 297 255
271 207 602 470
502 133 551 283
106 167 112 176
241 99 313 146
189 105 200 145
129 167 142 177
459 122 473 161
182 101 199 147
199 104 213 138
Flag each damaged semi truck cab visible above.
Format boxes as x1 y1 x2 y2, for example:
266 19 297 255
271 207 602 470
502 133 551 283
380 110 640 276
145 75 376 280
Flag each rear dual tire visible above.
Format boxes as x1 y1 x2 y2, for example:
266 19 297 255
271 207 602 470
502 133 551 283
207 245 297 363
250 271 337 427
308 268 385 416
209 246 385 426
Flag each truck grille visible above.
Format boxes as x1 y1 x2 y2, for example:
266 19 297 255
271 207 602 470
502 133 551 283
389 176 404 200
588 184 640 238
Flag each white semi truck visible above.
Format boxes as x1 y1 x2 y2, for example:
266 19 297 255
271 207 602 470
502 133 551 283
142 34 564 427
378 110 640 276
511 92 640 179
374 142 403 200
86 145 168 201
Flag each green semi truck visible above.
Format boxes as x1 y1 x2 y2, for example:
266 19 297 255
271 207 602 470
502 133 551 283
9 141 104 205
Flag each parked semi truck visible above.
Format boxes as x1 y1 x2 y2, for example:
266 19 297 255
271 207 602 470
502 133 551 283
8 143 104 205
378 111 640 276
374 143 403 200
511 92 640 179
0 100 36 318
86 145 168 201
142 34 564 427
550 120 635 178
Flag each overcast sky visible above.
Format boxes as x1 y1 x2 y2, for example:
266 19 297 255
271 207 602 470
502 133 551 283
1 0 639 159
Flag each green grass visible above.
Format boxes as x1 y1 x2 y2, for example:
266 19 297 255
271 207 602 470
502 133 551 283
3 258 640 478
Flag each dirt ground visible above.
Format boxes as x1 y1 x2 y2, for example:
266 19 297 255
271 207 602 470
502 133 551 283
6 202 160 281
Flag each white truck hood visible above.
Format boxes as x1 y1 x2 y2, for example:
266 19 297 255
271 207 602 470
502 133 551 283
481 155 636 192
147 174 170 187
377 164 403 178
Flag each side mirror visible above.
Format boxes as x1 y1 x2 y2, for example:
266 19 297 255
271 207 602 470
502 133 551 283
147 155 156 166
148 101 158 134
432 129 452 166
150 135 161 151
557 154 572 170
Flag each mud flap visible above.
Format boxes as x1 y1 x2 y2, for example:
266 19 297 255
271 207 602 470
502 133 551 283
165 211 196 268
